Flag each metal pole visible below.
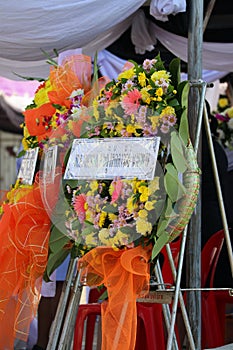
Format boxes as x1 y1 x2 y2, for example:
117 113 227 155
187 1 203 348
203 104 233 277
164 242 196 350
47 258 78 350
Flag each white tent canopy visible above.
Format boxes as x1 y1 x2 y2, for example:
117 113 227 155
0 0 232 81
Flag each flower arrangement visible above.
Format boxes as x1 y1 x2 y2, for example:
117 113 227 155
215 106 233 149
0 52 200 349
42 54 200 273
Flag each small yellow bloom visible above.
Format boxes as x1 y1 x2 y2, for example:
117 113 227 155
136 218 152 236
90 181 99 192
34 80 53 107
99 211 107 227
98 228 110 245
140 88 151 104
161 106 175 116
151 70 170 83
118 67 135 80
218 98 229 109
115 123 124 133
126 124 136 134
138 209 148 219
111 230 129 247
108 213 117 221
145 201 155 211
85 233 96 246
127 197 137 213
138 72 147 87
150 115 160 129
155 87 163 97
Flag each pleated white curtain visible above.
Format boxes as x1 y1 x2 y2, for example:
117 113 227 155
0 0 186 80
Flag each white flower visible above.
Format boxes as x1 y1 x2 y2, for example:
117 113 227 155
228 118 233 130
217 128 225 140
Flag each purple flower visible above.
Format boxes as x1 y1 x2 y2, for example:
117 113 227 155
215 113 230 122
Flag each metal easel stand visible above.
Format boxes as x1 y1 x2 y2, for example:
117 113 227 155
158 79 233 350
203 102 233 277
156 80 207 350
47 257 83 350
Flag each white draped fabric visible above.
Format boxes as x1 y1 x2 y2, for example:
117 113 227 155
0 0 145 80
149 23 233 72
0 0 231 91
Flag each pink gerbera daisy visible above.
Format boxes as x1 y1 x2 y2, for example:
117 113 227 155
73 193 87 222
121 89 142 115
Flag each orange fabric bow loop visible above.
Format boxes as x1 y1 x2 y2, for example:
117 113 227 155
79 244 152 350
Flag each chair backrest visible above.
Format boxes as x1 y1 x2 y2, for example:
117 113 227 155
201 229 225 287
161 235 182 285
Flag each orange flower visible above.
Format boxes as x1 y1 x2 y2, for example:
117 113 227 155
24 103 56 140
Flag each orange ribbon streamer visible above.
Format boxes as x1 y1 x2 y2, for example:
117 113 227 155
79 244 152 350
0 171 61 348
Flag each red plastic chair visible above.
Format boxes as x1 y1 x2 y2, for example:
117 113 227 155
73 301 167 350
201 229 226 348
160 235 182 285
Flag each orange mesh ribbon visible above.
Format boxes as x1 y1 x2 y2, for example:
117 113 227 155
0 171 61 348
79 244 152 350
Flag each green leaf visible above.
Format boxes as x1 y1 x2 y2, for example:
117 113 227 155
152 232 170 260
102 203 118 214
12 72 45 82
179 109 189 145
170 131 188 173
44 225 71 279
169 58 180 89
120 226 134 234
82 225 95 236
92 51 99 85
164 163 186 202
181 81 190 109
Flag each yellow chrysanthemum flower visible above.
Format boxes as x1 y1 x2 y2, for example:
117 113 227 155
111 230 129 247
161 106 175 116
138 209 148 219
155 87 163 97
136 218 152 236
98 228 110 245
140 87 151 104
138 72 147 87
126 197 137 213
149 115 160 129
108 213 117 221
118 67 135 80
85 233 96 246
21 137 29 151
34 80 53 107
90 181 99 192
126 124 136 134
115 123 124 133
151 70 170 83
99 211 107 227
140 192 149 202
144 201 155 211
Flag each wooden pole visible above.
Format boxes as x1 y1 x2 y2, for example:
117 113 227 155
187 1 203 349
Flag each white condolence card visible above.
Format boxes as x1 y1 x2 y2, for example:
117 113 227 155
64 137 160 180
